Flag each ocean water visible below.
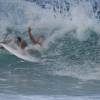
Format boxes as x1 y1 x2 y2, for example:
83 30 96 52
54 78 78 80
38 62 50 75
0 0 100 100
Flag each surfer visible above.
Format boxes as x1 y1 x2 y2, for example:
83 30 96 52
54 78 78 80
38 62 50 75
28 27 44 46
15 28 44 49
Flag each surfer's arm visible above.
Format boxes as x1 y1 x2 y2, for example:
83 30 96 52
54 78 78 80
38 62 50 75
28 27 37 44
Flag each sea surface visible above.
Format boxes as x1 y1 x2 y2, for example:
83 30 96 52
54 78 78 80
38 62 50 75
0 0 100 100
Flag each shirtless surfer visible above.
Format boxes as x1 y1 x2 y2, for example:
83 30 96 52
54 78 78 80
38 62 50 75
17 27 44 49
18 27 44 49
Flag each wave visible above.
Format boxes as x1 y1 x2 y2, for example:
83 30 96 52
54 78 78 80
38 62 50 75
1 0 100 80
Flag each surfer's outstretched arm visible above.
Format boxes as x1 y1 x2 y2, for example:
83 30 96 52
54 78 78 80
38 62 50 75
28 27 37 44
28 27 44 46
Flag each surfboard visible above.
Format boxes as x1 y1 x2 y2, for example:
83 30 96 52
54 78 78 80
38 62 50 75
0 43 39 62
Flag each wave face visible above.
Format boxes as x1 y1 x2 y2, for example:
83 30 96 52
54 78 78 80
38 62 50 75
0 0 100 99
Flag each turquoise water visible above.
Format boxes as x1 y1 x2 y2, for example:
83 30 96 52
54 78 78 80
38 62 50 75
0 0 100 100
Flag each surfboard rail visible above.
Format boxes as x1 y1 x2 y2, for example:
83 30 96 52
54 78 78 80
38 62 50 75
0 43 39 63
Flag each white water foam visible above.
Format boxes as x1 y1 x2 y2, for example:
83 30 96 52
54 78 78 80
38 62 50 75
52 61 100 80
0 0 100 44
0 94 99 100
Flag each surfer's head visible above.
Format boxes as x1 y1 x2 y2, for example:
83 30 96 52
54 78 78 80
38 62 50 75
17 36 22 42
